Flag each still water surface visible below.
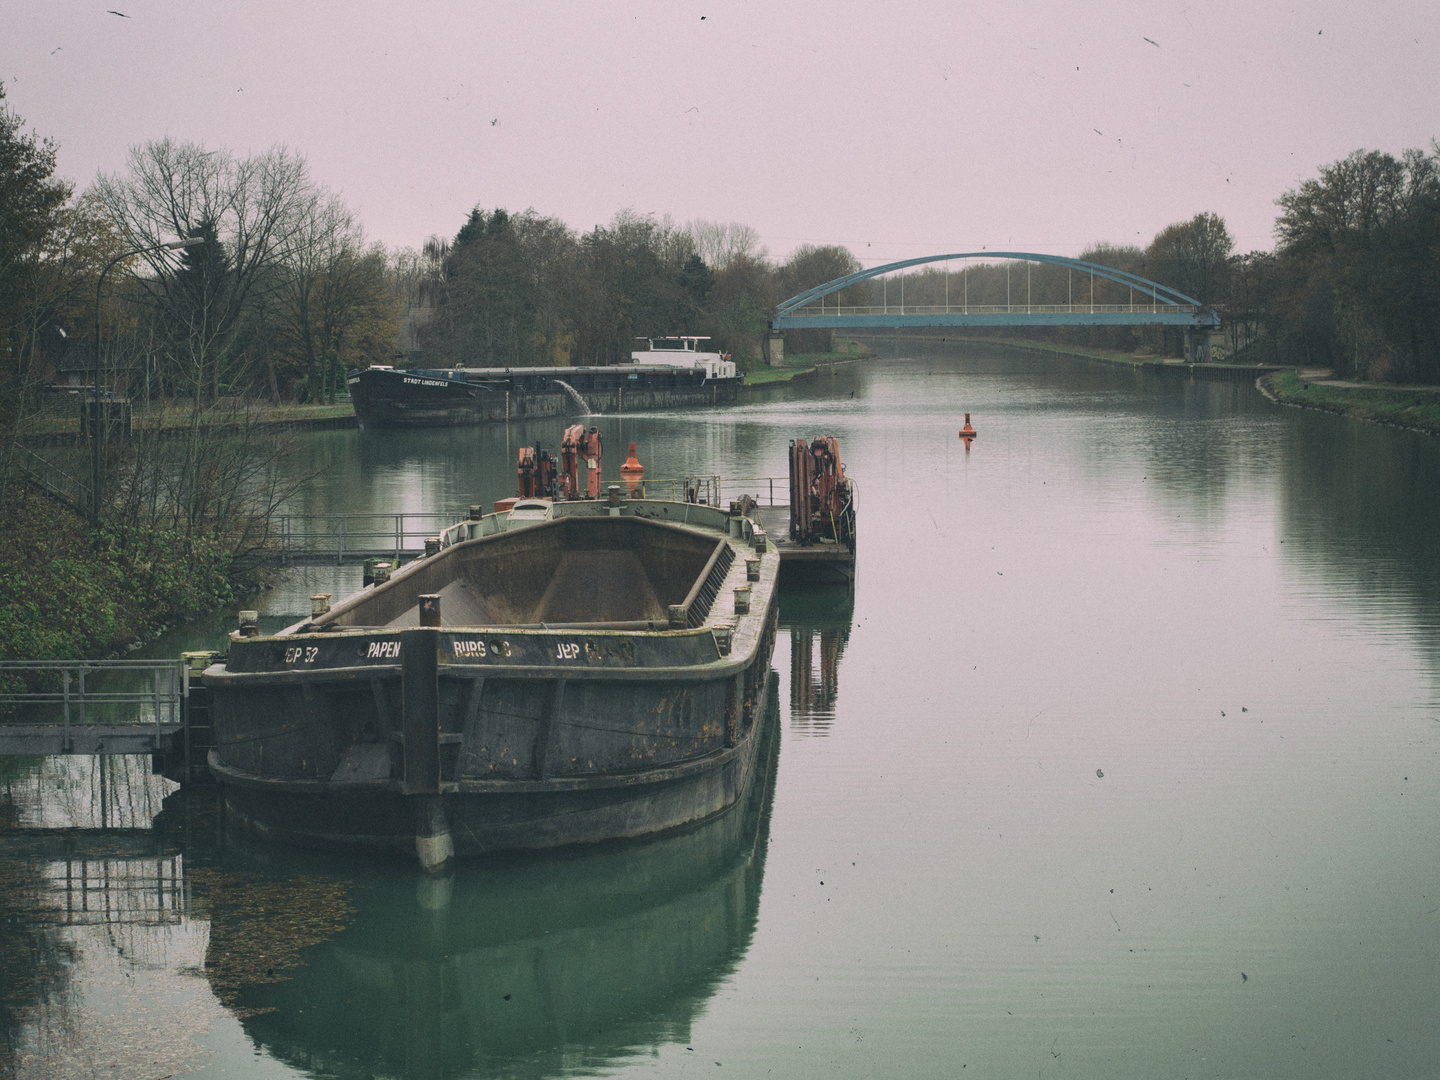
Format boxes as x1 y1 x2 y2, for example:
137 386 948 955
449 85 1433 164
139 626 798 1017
4 344 1440 1078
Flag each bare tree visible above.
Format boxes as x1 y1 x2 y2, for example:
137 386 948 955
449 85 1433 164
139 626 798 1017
85 141 321 554
272 189 355 400
91 139 311 407
684 219 764 270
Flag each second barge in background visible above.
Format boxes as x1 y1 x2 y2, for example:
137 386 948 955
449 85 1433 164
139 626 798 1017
349 336 741 428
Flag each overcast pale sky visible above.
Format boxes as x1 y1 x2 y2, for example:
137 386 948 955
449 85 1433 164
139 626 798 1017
5 0 1438 266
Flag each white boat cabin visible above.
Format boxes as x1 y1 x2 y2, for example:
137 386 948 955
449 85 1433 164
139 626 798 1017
630 337 737 379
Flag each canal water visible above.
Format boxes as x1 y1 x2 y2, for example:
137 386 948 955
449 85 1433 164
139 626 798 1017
4 344 1440 1079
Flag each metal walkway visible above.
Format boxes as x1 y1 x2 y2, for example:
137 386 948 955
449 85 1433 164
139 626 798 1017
260 512 466 565
0 659 206 780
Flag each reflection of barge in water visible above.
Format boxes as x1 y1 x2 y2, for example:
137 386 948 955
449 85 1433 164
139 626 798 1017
204 492 778 869
225 677 779 1079
348 336 741 428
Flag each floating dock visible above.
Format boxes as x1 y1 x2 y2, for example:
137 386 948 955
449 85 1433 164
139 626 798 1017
753 505 855 581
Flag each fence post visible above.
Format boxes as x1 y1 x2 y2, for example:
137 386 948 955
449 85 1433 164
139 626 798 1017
153 667 162 749
337 516 346 566
62 669 71 752
181 662 190 785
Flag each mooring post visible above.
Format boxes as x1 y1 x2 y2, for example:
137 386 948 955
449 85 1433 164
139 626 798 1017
401 628 440 795
402 626 451 872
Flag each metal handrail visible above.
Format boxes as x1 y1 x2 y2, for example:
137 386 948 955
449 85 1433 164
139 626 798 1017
787 303 1202 317
255 483 797 563
8 441 92 514
0 659 183 753
251 512 468 564
633 477 788 507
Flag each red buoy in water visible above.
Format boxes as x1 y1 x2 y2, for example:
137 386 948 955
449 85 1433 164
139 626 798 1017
959 413 976 439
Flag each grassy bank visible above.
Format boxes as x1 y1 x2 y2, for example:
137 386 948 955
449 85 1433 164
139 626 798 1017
743 344 871 387
23 399 356 439
0 485 239 663
1258 370 1440 435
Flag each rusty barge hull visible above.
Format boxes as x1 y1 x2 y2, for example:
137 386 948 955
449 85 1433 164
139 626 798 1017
210 690 772 858
204 502 779 866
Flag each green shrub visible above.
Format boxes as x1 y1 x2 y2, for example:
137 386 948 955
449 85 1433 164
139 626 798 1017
0 486 238 663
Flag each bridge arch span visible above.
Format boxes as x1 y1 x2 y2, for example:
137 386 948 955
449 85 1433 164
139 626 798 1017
771 252 1219 331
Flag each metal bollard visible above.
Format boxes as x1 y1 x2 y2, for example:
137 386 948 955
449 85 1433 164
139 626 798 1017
238 611 260 637
733 586 751 615
311 593 332 617
182 649 217 673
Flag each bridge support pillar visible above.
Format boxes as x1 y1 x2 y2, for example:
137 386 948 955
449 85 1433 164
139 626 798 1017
1184 328 1207 365
764 332 785 367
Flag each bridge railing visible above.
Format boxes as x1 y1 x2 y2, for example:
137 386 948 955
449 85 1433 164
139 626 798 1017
786 302 1201 318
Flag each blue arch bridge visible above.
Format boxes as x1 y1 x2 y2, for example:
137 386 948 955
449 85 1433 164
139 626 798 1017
769 252 1221 363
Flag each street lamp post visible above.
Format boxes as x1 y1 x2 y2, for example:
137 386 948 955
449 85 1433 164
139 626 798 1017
90 236 202 526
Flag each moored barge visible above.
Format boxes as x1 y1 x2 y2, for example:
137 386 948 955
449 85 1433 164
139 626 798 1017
349 336 741 428
203 491 778 869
